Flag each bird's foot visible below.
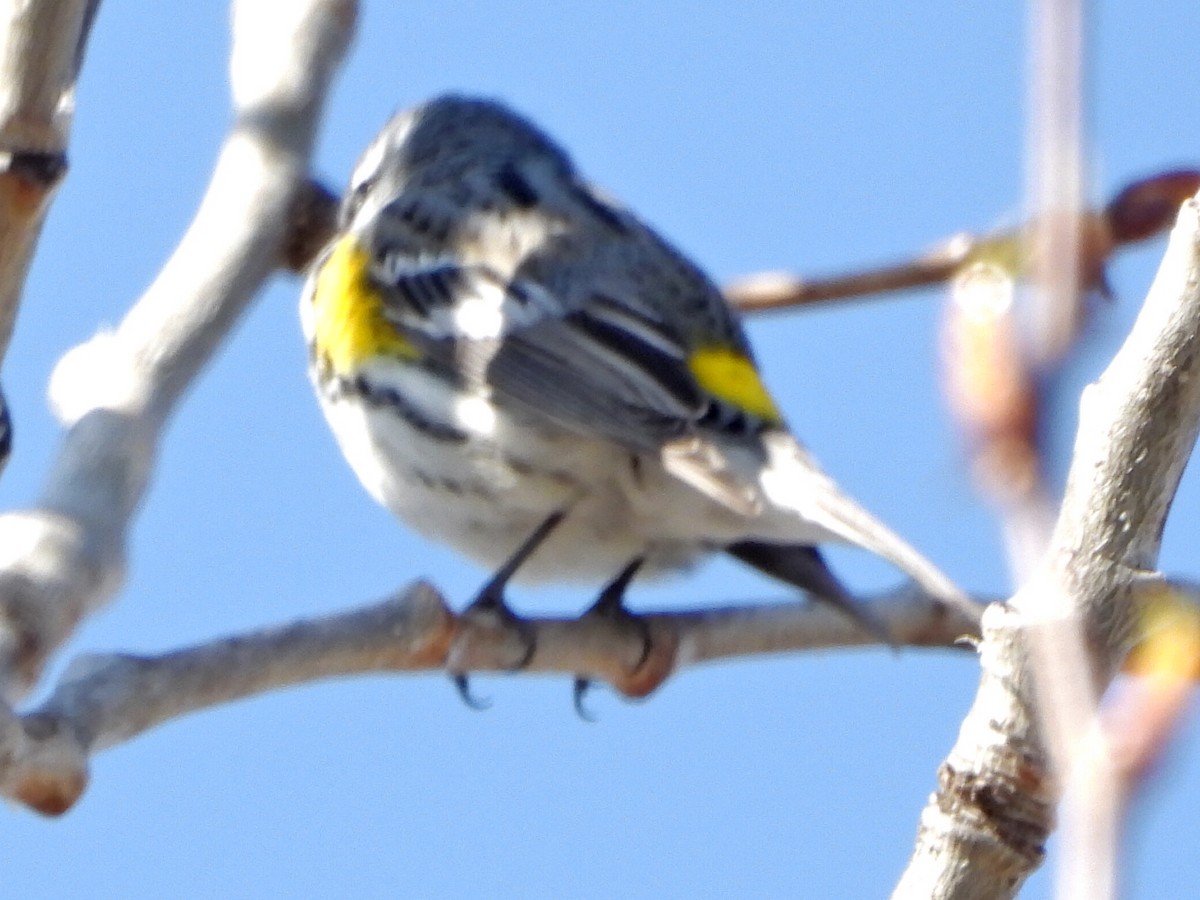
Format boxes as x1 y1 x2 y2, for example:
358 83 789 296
573 559 651 720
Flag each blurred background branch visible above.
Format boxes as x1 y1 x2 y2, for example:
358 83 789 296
0 0 355 703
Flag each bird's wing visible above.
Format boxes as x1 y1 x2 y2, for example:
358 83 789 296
368 239 774 516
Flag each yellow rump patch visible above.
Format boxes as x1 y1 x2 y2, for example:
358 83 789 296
308 236 420 374
687 346 782 423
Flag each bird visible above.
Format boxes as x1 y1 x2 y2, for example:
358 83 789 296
300 94 974 704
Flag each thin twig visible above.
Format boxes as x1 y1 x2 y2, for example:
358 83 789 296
725 171 1199 316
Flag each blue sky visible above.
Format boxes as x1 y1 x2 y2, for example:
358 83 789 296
3 3 1198 897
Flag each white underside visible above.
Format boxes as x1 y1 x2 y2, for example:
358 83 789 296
315 360 839 584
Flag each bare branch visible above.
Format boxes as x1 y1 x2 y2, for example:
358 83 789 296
725 170 1200 317
0 579 985 815
724 237 971 312
894 194 1200 898
0 0 100 363
0 0 356 702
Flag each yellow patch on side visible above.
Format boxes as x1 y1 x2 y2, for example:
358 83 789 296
687 346 782 423
308 236 420 374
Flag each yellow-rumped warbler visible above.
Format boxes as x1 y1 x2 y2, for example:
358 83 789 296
301 95 971 689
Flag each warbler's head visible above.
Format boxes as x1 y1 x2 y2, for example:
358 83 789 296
303 96 581 378
339 95 576 234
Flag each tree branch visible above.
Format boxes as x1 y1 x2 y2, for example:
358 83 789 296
0 0 355 702
893 193 1200 898
0 0 100 364
724 169 1200 316
0 578 985 815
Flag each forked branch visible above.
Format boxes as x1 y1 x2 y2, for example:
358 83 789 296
894 193 1200 899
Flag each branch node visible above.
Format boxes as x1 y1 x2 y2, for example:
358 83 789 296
281 178 339 273
4 710 88 816
938 757 1052 868
0 149 68 188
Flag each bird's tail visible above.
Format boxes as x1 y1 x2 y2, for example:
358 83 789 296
757 432 981 624
726 540 894 643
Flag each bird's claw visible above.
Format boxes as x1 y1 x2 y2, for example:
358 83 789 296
572 677 598 722
453 673 493 711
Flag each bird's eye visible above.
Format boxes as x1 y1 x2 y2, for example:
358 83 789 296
340 177 374 229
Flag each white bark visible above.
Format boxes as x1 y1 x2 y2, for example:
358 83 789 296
0 0 98 361
0 578 983 814
894 194 1200 897
0 0 356 703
